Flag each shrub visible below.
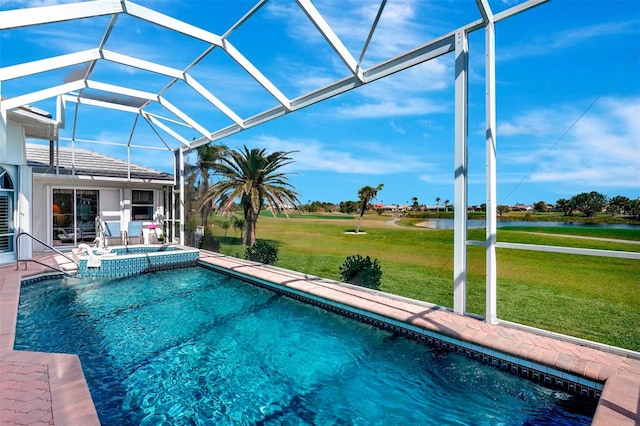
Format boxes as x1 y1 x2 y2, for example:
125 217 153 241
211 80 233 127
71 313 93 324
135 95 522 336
245 240 278 265
339 254 382 290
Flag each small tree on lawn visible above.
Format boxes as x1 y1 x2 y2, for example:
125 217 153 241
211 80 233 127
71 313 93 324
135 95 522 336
356 184 383 233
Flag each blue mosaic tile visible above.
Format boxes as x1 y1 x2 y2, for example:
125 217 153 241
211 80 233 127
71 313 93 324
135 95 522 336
77 247 198 278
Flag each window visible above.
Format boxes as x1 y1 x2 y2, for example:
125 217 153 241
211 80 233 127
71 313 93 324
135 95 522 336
0 167 15 253
132 190 154 220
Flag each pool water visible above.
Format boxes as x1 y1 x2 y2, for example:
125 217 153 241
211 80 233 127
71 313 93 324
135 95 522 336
15 267 595 425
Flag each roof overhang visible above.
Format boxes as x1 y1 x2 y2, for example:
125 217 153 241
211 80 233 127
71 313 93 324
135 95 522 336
7 107 59 141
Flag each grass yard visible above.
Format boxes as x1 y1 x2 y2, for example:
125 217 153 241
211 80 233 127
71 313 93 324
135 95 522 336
207 212 640 351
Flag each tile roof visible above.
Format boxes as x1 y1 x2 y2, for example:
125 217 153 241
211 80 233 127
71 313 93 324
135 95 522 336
26 143 173 182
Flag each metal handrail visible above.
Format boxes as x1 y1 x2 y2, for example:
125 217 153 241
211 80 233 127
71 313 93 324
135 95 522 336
16 231 79 276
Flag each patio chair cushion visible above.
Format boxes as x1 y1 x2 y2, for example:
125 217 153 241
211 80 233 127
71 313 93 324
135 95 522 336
104 221 121 237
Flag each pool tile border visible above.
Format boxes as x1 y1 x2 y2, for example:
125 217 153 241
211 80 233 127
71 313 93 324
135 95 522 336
76 245 199 277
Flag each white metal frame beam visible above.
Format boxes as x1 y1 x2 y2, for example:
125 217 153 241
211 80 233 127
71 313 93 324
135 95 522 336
62 94 140 114
0 49 101 81
102 50 184 79
296 0 364 82
1 81 87 112
476 0 498 324
453 29 469 316
0 0 123 29
123 1 223 46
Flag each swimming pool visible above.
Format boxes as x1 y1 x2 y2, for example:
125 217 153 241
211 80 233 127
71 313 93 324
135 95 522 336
15 267 595 424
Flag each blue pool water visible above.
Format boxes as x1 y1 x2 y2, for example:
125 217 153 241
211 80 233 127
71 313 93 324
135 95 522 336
15 267 595 425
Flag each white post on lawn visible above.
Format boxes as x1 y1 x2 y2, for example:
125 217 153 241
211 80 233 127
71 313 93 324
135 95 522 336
477 0 498 324
453 29 469 315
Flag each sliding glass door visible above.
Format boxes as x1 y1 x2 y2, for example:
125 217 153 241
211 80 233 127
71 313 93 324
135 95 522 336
52 189 99 246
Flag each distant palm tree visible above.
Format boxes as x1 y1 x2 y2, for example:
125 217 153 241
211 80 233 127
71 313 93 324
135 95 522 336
444 199 450 212
435 196 441 212
411 196 419 211
233 216 245 240
198 146 300 246
356 184 383 233
220 221 231 237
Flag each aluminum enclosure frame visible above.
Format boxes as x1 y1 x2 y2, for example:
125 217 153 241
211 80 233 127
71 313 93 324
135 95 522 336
0 0 558 324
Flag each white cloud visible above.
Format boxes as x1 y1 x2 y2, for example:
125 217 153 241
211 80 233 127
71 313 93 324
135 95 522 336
267 0 428 64
501 96 640 188
499 19 640 61
390 120 405 134
331 60 452 118
497 107 573 137
420 172 485 185
335 97 448 119
251 135 432 175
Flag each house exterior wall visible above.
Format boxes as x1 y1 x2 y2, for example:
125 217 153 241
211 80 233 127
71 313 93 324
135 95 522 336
0 119 26 264
1 113 174 264
3 120 27 166
31 175 170 253
0 164 19 265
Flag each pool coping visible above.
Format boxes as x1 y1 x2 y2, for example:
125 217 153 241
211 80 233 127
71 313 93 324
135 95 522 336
1 251 639 425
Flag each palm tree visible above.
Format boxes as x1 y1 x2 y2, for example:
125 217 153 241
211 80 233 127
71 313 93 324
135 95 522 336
435 196 441 212
444 199 450 212
198 146 300 246
411 196 419 211
356 184 383 233
195 144 227 228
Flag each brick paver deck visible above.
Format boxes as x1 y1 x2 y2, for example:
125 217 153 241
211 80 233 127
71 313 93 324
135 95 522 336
1 251 638 425
1 255 100 426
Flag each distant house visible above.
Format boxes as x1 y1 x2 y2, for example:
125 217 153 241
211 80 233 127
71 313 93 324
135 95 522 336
512 203 533 212
376 204 403 212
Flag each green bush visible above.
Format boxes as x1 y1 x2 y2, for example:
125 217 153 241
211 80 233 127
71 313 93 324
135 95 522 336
339 254 382 290
245 240 278 265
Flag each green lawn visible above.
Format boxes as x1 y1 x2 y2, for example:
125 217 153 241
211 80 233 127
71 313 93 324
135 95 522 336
207 213 640 351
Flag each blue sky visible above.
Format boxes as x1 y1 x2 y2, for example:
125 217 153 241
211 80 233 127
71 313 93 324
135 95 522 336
1 0 639 207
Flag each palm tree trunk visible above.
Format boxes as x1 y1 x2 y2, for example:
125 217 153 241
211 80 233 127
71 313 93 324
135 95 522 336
244 208 258 246
356 204 366 233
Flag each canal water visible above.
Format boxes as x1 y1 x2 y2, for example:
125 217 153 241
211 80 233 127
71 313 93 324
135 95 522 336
426 219 638 230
